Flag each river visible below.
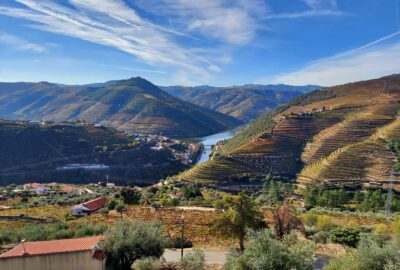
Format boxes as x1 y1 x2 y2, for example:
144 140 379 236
194 128 238 165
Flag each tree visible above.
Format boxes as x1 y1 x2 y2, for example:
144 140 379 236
224 229 314 270
212 193 266 251
303 185 318 209
115 204 125 219
121 188 141 205
104 219 165 270
181 184 202 199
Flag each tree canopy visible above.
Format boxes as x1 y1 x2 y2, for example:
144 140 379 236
224 229 314 270
104 219 165 270
212 192 266 251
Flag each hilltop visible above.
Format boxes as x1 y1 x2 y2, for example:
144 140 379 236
0 120 198 185
162 84 319 121
176 74 400 191
0 78 240 138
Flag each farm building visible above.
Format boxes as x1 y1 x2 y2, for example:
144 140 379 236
71 196 107 216
0 236 106 270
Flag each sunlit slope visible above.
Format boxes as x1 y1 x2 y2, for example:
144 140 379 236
298 117 400 190
179 74 400 188
0 77 240 138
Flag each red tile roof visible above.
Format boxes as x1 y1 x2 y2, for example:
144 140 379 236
0 236 104 259
82 196 107 211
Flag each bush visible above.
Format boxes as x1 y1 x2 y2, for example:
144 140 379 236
374 224 392 235
303 212 318 226
213 199 226 210
313 231 330 244
180 249 205 270
132 257 161 270
316 215 335 231
224 229 314 270
166 236 193 249
391 216 400 233
304 226 318 238
329 227 360 247
325 237 400 270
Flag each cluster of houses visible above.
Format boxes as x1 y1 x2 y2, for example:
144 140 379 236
150 138 201 165
23 182 88 195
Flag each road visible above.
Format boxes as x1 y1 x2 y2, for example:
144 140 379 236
163 249 331 269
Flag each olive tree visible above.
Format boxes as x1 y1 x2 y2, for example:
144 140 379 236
104 219 165 270
224 229 314 270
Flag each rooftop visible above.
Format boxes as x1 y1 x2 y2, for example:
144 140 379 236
82 196 107 211
0 236 104 259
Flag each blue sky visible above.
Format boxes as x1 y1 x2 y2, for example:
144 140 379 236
0 0 399 86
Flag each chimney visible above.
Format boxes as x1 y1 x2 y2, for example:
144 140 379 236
21 239 29 256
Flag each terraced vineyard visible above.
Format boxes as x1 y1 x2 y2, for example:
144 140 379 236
176 157 253 184
301 112 394 165
175 74 400 191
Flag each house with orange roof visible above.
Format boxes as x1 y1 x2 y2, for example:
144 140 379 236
71 196 108 216
0 236 106 270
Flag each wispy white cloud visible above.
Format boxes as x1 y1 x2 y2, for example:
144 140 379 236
270 31 400 86
0 32 45 53
0 0 217 82
99 64 166 74
266 0 344 19
134 0 269 45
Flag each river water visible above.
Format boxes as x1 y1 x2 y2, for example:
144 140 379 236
194 128 238 165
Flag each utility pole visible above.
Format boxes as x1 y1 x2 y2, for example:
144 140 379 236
180 212 185 259
385 170 394 220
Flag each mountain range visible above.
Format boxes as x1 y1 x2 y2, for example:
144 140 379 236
161 84 320 121
0 77 240 138
176 74 400 192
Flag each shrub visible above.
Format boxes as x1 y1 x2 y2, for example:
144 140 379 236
180 249 205 270
166 236 193 249
304 226 318 238
329 227 360 247
374 224 392 235
325 237 400 270
224 229 314 270
313 231 330 244
132 257 161 270
391 216 400 233
316 215 335 231
303 212 318 226
213 199 226 210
